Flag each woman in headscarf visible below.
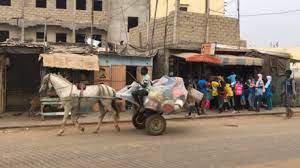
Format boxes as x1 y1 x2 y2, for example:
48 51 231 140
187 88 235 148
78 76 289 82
255 74 265 112
265 76 273 110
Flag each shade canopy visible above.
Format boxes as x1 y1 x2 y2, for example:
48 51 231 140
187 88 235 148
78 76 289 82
172 53 222 65
40 53 99 71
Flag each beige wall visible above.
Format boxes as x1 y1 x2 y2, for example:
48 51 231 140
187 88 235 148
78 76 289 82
150 0 224 19
0 0 109 30
130 11 240 49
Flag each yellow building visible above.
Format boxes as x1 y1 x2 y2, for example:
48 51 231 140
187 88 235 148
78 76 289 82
150 0 224 19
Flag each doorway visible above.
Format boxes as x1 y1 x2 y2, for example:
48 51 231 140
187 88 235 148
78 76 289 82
6 54 41 111
126 66 137 85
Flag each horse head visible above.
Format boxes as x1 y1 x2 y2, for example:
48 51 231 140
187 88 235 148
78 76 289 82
39 74 52 95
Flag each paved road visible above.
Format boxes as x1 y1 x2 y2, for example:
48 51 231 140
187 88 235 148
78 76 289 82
1 115 300 168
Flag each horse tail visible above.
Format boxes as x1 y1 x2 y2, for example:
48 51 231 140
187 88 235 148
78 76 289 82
111 90 120 120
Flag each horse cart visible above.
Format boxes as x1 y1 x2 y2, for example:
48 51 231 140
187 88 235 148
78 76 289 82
117 76 188 136
40 74 189 136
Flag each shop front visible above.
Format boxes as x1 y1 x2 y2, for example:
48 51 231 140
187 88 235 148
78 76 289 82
96 52 153 91
0 43 43 112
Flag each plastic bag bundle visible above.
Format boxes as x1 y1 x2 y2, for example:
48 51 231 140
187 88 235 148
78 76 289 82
147 76 188 114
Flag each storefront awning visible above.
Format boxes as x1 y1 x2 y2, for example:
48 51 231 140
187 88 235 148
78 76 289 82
216 55 264 66
172 53 222 65
40 53 99 71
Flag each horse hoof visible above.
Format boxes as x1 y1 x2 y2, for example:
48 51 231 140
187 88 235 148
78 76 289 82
93 130 99 134
116 126 121 132
80 127 85 133
56 131 64 136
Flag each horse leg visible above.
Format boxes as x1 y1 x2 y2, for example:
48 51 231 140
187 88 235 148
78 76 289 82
57 108 69 136
111 100 120 132
113 110 121 132
93 111 106 134
71 112 85 133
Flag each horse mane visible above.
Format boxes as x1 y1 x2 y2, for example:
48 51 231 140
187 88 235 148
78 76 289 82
50 73 72 84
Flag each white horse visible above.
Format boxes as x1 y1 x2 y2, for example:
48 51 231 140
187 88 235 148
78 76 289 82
39 73 120 136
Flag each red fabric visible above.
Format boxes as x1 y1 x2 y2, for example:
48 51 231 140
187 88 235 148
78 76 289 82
185 54 221 65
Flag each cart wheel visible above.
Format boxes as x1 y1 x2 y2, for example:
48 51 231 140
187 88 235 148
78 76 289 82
132 113 146 129
145 114 166 136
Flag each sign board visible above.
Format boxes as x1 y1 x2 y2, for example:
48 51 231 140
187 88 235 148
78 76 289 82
201 43 216 55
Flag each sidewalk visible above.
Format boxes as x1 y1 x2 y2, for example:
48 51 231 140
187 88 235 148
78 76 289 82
0 107 299 130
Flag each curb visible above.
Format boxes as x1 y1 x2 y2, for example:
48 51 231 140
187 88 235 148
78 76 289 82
0 111 292 130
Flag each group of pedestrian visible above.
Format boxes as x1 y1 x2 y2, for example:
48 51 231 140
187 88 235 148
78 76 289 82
184 71 291 117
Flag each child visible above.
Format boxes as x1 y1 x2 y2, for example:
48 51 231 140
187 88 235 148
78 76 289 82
225 82 235 112
185 84 199 118
234 80 243 113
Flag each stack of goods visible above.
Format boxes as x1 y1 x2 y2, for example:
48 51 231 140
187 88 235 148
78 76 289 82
146 76 188 114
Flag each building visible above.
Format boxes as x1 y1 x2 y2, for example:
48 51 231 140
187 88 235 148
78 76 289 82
150 0 224 19
0 0 108 44
108 0 149 44
129 0 243 77
0 0 151 46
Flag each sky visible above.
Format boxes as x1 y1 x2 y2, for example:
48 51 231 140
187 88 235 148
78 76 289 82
225 0 300 48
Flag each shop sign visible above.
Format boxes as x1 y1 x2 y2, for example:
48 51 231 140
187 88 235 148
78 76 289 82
201 43 216 55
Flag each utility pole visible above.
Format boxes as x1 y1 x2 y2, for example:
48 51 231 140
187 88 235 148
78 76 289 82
204 0 210 43
21 0 25 42
43 17 49 52
237 0 241 49
173 0 179 44
72 0 76 43
90 0 94 51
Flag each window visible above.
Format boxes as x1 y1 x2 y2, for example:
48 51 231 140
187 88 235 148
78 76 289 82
36 0 47 8
0 0 11 6
56 33 67 43
93 34 102 46
75 33 85 43
56 0 66 9
76 0 86 10
94 0 102 11
179 6 188 11
179 4 188 11
127 17 138 32
0 31 9 42
36 32 45 42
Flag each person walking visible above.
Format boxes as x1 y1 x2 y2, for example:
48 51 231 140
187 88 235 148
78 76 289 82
265 76 273 110
247 77 256 111
255 74 265 112
281 70 297 119
185 84 200 118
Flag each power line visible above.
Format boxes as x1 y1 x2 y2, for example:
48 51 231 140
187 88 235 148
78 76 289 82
240 9 300 17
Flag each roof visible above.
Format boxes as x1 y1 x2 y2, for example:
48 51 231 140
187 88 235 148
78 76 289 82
255 47 300 61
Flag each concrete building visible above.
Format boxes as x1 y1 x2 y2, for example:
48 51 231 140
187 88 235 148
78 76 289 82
150 0 224 19
0 0 108 44
0 0 150 46
129 0 244 78
108 0 149 44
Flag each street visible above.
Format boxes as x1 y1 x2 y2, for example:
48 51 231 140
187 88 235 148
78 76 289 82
1 115 300 168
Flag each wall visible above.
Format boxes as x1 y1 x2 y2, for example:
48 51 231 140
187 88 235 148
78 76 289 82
129 11 240 49
0 0 108 29
3 24 107 43
108 0 148 43
150 0 224 19
0 0 109 43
